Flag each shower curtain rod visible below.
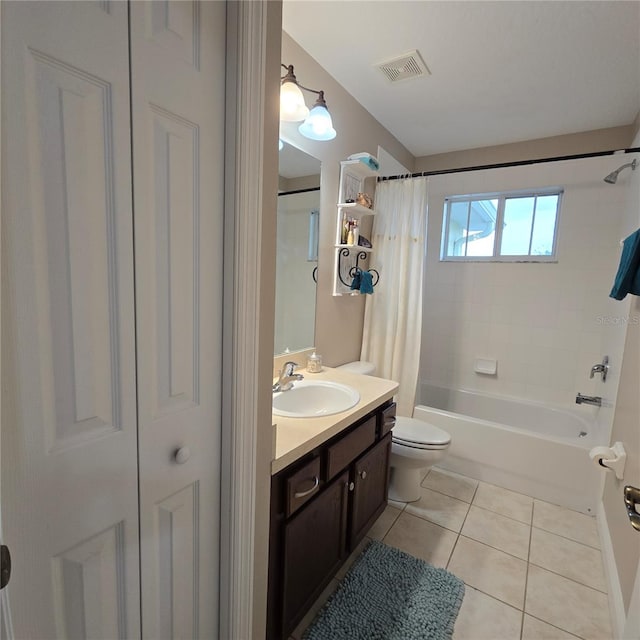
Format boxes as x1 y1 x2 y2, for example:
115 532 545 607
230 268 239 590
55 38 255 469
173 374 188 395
278 186 320 196
377 146 640 182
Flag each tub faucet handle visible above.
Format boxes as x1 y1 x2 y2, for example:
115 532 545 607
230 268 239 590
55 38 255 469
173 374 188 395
589 356 609 382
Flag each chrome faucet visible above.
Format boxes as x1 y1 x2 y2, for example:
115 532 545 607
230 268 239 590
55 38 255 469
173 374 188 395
576 393 602 407
273 361 304 392
589 356 609 382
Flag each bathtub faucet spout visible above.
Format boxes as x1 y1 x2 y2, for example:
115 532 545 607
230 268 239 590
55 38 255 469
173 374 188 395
576 393 602 407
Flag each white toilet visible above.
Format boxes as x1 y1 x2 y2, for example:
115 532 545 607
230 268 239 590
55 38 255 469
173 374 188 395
336 361 452 503
388 416 451 503
336 360 376 376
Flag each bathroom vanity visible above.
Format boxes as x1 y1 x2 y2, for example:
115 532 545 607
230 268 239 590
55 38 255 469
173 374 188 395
268 369 398 640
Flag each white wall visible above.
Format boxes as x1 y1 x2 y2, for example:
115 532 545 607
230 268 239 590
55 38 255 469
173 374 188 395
420 155 632 434
415 125 635 173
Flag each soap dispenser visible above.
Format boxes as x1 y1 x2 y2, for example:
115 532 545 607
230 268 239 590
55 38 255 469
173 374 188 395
306 351 323 373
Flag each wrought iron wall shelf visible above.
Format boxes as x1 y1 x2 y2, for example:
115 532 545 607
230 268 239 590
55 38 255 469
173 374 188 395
336 247 379 289
333 157 379 295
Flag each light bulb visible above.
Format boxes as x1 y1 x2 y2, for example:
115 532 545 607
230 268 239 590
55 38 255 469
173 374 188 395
280 81 309 122
299 104 336 141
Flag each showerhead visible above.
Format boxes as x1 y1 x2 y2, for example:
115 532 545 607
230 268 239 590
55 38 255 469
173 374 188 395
604 158 637 184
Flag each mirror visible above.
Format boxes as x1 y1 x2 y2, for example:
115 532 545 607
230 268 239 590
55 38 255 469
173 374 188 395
275 142 321 355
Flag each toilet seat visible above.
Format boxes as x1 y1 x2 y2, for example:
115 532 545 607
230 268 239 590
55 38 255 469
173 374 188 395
392 416 451 450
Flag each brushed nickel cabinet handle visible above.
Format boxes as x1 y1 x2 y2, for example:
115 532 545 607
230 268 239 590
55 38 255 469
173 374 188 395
294 476 319 499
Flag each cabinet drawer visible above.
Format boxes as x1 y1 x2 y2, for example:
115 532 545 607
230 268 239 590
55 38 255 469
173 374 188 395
379 402 396 437
286 457 321 517
326 416 376 480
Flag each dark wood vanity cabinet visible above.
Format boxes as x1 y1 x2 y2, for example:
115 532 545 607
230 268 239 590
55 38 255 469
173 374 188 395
267 400 395 640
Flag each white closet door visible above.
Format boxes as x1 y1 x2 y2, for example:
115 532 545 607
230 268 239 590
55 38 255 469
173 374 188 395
1 2 140 638
129 2 225 638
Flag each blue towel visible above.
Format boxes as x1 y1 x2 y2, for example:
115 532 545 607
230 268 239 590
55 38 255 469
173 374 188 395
610 229 640 300
350 272 361 291
359 270 374 295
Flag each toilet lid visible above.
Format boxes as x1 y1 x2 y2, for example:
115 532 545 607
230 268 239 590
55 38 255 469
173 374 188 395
392 416 451 447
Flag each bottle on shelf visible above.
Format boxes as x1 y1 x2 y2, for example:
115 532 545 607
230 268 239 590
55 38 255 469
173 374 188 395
346 224 354 246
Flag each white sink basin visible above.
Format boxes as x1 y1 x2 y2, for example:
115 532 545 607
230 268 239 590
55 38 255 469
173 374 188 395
273 380 360 418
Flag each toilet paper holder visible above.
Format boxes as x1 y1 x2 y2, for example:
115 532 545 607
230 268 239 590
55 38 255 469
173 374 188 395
590 442 627 480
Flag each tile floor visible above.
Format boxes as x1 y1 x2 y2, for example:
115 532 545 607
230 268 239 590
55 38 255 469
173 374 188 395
290 467 612 640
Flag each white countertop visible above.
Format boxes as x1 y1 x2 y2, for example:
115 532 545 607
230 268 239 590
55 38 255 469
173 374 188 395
271 367 399 475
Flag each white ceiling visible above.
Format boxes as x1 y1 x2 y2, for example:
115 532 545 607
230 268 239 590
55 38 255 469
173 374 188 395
282 0 640 158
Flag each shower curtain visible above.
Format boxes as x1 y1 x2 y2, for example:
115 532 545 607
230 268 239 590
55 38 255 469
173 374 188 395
361 176 428 416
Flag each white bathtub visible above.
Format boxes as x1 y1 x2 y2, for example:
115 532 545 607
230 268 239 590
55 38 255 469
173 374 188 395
414 386 602 514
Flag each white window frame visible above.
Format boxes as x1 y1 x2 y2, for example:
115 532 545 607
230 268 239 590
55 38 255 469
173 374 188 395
440 187 563 262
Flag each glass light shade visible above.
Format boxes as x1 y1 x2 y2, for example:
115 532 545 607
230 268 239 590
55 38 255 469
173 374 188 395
278 138 284 151
280 81 309 122
298 104 336 141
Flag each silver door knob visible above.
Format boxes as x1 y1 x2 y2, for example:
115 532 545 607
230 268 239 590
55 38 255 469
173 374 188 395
174 447 191 464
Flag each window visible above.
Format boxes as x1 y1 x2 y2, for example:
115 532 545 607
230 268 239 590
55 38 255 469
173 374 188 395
441 189 562 261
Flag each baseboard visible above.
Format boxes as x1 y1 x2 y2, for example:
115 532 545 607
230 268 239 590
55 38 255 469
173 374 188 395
597 501 626 639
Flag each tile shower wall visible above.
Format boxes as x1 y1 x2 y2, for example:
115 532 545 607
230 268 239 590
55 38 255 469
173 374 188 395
420 155 633 419
593 153 638 444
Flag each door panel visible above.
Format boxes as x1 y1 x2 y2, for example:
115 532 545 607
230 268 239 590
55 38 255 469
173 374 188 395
145 0 200 67
28 50 122 449
156 483 199 636
1 2 139 637
149 106 199 416
52 523 127 639
129 2 225 637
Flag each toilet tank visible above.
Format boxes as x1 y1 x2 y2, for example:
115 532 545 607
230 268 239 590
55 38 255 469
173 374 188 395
336 361 376 376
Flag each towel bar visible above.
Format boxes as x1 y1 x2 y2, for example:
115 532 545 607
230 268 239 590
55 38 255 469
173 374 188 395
337 247 379 289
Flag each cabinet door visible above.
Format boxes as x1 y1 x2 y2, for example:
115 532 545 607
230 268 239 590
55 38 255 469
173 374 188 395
282 471 349 637
350 434 391 549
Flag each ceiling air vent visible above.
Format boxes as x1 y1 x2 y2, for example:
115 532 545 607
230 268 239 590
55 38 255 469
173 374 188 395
376 50 430 83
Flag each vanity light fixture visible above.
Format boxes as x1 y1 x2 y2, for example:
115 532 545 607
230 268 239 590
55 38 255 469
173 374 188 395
280 64 337 142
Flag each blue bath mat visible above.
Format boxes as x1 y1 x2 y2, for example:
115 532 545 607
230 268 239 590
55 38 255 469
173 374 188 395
302 540 465 640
